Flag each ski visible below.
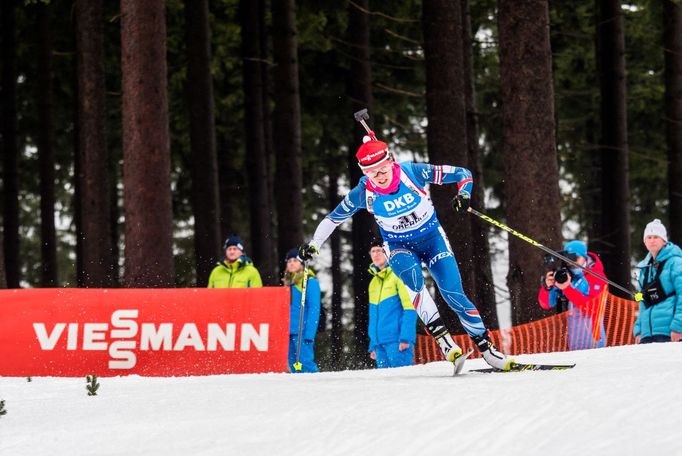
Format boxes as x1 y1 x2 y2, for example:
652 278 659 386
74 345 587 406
452 348 475 376
468 362 576 374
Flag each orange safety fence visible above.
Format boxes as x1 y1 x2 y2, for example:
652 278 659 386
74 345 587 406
415 293 638 364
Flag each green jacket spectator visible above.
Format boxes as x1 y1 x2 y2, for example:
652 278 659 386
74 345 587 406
207 236 263 288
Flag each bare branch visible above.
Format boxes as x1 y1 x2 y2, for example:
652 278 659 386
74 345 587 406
374 82 423 98
347 0 419 23
383 28 420 45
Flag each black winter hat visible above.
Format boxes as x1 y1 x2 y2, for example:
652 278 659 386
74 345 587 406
223 235 245 251
285 248 303 263
369 237 384 249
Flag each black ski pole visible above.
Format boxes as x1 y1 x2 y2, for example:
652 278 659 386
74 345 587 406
467 207 640 300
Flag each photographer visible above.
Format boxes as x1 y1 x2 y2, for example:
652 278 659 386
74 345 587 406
538 240 608 350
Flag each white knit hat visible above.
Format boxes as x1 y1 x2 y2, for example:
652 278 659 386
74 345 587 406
643 219 668 243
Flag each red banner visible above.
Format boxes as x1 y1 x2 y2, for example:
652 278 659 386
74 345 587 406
0 288 290 377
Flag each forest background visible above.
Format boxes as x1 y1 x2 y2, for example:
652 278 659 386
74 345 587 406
1 0 680 369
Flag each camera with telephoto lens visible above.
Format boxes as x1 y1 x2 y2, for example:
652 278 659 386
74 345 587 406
543 251 577 285
553 267 569 284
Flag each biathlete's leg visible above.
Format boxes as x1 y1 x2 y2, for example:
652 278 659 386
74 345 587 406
419 227 486 338
420 227 514 370
385 243 462 362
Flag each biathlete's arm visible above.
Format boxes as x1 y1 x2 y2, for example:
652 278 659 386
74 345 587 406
310 179 368 249
408 163 473 196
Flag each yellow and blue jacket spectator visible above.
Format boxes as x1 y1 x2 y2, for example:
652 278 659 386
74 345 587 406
368 242 417 368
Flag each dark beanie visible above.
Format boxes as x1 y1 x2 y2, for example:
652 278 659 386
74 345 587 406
223 236 245 251
285 248 302 263
369 237 384 249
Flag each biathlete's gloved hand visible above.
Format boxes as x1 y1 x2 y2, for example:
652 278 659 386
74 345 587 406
298 243 319 261
451 193 471 214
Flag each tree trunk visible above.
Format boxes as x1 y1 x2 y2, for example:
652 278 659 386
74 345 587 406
422 0 486 336
347 0 374 367
121 0 175 287
76 0 116 288
260 0 277 279
240 0 276 284
272 0 304 261
664 0 682 243
272 0 303 264
462 0 498 329
73 35 84 288
328 163 343 369
498 0 562 325
185 0 221 287
216 134 240 240
36 4 58 287
1 0 20 288
0 230 5 288
422 0 474 295
595 0 631 293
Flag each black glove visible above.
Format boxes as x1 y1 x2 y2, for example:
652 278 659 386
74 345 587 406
451 193 471 214
298 243 319 261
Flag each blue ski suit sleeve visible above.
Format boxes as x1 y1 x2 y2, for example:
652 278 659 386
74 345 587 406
407 162 473 196
326 178 368 225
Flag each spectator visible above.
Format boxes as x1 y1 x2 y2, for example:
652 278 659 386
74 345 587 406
633 219 682 343
207 236 263 288
367 239 417 368
284 248 321 373
538 240 608 350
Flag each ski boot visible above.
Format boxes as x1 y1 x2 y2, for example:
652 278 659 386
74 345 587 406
427 319 473 375
472 332 514 371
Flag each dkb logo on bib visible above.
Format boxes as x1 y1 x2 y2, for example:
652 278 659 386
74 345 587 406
383 193 415 211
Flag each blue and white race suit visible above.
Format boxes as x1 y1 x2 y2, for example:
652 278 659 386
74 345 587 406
310 162 486 337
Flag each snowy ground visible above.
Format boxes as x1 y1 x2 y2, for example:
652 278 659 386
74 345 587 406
1 342 680 456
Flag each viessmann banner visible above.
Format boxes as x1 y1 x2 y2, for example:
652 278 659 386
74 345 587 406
0 288 291 377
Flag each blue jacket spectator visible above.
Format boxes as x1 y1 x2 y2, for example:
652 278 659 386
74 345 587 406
367 241 417 368
284 249 321 372
633 219 682 343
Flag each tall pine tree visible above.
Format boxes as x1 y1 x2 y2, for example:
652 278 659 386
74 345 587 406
498 0 562 324
121 0 175 287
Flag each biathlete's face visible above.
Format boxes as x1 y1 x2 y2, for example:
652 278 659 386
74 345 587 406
286 257 304 273
370 246 388 269
225 246 243 262
644 235 666 257
363 160 394 189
